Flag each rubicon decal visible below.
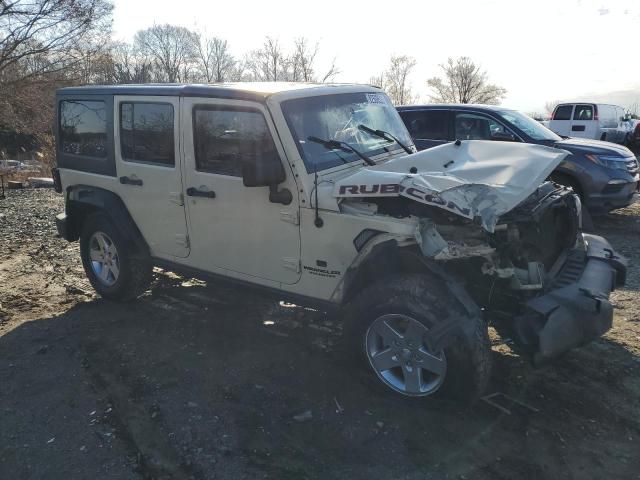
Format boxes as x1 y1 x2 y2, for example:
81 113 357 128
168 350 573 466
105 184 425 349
338 183 401 195
337 183 472 218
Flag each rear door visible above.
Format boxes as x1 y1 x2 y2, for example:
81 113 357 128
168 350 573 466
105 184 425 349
398 109 451 150
113 95 190 258
181 97 301 285
549 104 574 136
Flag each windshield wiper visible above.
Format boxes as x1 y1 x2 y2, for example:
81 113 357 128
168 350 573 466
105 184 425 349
358 124 413 154
307 136 376 166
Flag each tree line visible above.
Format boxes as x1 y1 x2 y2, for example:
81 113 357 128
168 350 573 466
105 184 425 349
83 27 340 85
0 0 507 161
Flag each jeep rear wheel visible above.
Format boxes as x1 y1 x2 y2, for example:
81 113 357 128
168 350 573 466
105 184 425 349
80 213 152 301
345 274 491 402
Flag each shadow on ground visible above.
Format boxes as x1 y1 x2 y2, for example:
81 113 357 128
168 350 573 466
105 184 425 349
1 279 639 480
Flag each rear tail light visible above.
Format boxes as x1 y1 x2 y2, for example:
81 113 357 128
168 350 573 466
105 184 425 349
634 124 640 139
52 168 62 193
593 105 599 121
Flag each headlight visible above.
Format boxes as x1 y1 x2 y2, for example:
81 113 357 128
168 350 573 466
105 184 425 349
585 154 629 170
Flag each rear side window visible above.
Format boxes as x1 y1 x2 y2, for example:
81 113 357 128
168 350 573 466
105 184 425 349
400 110 449 140
573 105 593 121
553 105 573 121
193 106 280 177
59 100 107 158
120 102 175 166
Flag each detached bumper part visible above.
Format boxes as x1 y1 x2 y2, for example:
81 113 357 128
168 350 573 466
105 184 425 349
514 234 628 365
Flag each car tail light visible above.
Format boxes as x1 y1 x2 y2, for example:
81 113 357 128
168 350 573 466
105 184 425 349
634 124 640 139
593 105 599 121
52 167 62 193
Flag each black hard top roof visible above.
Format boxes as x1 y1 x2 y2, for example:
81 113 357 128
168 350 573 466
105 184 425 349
56 82 364 103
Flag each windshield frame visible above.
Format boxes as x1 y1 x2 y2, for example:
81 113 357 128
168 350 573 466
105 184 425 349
496 109 561 142
280 92 413 173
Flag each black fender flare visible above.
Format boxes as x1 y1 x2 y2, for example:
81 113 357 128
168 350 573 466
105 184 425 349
341 238 482 351
63 185 149 257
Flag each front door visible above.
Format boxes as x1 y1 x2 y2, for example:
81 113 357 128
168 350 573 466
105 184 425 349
114 95 189 258
181 98 301 285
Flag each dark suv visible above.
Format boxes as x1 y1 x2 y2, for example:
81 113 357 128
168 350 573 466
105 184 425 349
397 104 639 213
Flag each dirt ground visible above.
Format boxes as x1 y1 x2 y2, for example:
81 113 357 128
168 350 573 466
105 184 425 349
0 188 639 480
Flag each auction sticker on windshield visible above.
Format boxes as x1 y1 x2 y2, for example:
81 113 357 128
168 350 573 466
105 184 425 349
366 93 388 105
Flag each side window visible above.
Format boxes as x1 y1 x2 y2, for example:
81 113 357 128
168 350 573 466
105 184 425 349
59 100 107 158
400 110 449 140
553 105 573 120
573 105 593 121
193 106 280 177
454 113 495 140
120 102 174 166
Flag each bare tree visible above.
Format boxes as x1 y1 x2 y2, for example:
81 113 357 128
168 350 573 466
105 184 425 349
427 57 507 105
0 0 112 83
0 0 112 167
134 24 198 83
245 36 339 83
289 37 339 82
109 42 154 84
195 35 236 83
228 57 250 82
289 37 313 81
246 37 288 81
382 55 417 105
369 73 385 89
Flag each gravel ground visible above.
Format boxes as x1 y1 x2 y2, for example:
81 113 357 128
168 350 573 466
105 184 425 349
0 188 639 480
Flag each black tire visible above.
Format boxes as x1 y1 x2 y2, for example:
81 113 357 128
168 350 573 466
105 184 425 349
344 274 491 403
80 213 152 301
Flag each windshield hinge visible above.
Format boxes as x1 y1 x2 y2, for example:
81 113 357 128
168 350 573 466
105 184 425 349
280 210 299 225
169 192 184 206
282 257 300 273
175 234 190 248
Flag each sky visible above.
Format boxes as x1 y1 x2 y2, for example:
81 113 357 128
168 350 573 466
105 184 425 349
112 0 640 114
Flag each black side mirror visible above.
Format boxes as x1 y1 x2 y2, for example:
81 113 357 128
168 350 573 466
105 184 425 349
242 153 286 187
491 131 517 142
241 153 292 205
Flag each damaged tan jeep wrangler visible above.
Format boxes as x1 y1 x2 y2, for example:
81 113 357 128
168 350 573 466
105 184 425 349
53 83 628 401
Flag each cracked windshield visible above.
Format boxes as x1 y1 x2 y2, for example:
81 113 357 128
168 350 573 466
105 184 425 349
1 0 639 479
283 92 413 170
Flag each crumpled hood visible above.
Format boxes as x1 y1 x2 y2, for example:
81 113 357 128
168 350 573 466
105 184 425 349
332 140 569 232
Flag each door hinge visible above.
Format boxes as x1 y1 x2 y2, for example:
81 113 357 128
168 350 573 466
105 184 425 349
169 192 184 206
280 210 299 225
282 257 301 273
175 234 190 248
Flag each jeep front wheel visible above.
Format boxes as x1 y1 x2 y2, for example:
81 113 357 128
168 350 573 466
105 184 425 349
80 213 152 301
345 274 491 401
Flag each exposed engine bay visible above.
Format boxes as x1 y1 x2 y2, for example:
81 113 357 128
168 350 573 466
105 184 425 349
331 141 626 363
340 181 581 306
